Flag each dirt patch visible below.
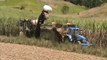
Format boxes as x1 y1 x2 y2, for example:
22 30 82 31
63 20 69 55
0 43 106 60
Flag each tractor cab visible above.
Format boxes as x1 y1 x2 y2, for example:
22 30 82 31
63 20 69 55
68 27 80 35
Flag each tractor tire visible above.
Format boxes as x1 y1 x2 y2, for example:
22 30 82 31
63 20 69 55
63 36 70 43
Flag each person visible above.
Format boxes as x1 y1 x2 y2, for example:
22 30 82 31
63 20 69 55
51 22 64 35
65 22 75 41
51 22 64 43
35 5 52 38
52 22 57 28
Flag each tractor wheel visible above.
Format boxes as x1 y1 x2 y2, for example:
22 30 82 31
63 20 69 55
63 36 70 43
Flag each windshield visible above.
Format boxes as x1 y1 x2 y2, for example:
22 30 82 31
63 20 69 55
68 27 80 35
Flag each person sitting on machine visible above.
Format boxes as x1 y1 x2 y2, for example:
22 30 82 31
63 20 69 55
35 5 52 38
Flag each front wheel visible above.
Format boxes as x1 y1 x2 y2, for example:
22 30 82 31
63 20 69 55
63 36 71 43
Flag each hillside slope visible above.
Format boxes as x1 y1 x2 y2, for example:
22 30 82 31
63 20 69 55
0 0 86 18
0 42 106 60
0 0 44 18
76 3 107 18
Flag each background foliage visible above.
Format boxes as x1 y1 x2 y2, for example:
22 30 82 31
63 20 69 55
64 0 107 8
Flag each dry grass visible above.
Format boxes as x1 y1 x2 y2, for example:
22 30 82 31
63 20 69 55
75 3 107 18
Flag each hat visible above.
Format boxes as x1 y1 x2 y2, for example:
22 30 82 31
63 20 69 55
25 19 29 21
66 23 72 25
52 22 57 25
43 5 52 12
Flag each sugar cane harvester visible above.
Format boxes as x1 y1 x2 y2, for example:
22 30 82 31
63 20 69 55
35 5 52 38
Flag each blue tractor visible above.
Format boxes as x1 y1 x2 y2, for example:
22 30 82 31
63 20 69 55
64 25 92 46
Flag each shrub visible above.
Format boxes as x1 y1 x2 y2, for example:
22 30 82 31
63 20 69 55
61 5 69 14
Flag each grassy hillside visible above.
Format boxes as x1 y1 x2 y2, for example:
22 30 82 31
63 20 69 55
0 0 87 19
76 3 107 18
0 0 44 19
0 0 107 19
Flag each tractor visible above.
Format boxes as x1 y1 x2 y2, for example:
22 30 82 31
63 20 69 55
64 25 92 46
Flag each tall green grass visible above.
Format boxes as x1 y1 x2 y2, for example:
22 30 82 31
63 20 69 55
0 16 107 47
0 17 19 36
47 17 107 47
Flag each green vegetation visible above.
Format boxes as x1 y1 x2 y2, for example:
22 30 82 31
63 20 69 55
0 17 107 47
0 0 44 19
61 5 69 14
65 0 107 8
0 0 86 19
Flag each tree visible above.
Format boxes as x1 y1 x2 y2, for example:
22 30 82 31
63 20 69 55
64 0 107 8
